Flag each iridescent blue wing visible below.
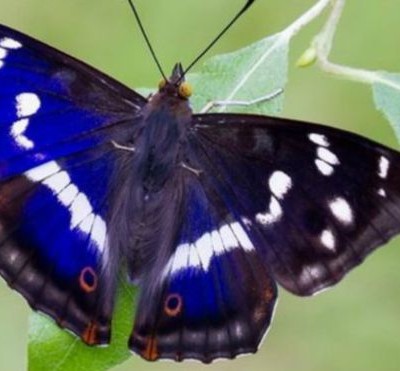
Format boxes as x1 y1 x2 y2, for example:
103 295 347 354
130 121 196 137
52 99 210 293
130 159 277 363
0 24 146 178
192 113 400 296
0 24 146 344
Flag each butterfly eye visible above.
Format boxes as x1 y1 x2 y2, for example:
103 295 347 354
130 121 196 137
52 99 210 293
178 82 192 99
158 78 167 90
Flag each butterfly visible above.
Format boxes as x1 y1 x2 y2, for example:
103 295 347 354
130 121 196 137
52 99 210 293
1 18 400 364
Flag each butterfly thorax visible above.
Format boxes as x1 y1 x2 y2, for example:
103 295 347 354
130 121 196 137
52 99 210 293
136 80 192 190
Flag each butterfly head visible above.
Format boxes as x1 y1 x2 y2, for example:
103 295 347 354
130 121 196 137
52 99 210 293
157 63 192 100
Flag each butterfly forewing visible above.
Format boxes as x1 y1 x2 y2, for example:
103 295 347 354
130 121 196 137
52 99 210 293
192 113 400 295
0 24 146 179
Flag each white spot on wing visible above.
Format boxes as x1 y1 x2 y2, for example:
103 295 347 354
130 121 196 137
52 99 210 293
69 193 93 229
11 93 41 150
11 118 29 135
320 229 336 251
170 243 191 274
269 171 292 200
0 37 22 49
10 119 34 149
256 196 282 225
25 161 60 181
195 232 213 270
16 93 41 117
219 224 237 250
315 159 334 176
0 38 22 68
241 216 253 227
91 216 107 253
378 156 389 179
188 243 201 268
79 213 95 235
211 230 225 255
378 188 387 197
329 197 353 225
317 147 339 165
42 171 70 193
230 221 254 251
58 184 79 206
309 133 329 147
0 47 7 59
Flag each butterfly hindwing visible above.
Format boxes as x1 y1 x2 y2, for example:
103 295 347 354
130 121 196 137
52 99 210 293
130 163 277 362
193 113 400 296
0 24 146 345
0 145 122 344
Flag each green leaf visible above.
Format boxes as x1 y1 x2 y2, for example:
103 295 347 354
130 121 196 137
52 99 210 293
188 32 289 114
372 72 400 140
27 31 289 371
28 284 138 371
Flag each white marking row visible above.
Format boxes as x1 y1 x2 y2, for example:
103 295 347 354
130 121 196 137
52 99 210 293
315 159 334 176
10 119 33 149
0 47 7 59
320 229 336 251
0 37 22 49
269 170 292 200
308 133 330 147
24 161 107 254
164 221 254 277
378 188 387 197
0 39 38 150
11 93 41 150
317 147 339 166
256 170 292 226
0 37 22 70
329 197 354 226
16 93 41 117
378 156 389 179
256 196 282 225
309 132 341 177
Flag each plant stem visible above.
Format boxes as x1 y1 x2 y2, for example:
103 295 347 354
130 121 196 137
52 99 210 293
219 0 332 110
283 0 331 39
312 0 400 92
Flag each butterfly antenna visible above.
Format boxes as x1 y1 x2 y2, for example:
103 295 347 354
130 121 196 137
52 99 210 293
183 0 255 76
127 0 167 80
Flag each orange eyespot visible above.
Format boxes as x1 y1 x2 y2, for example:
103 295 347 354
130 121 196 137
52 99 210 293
79 266 98 293
158 78 167 90
178 82 192 99
164 293 183 317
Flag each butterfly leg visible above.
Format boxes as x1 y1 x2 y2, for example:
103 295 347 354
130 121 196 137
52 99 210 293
200 88 283 113
111 140 136 152
180 162 202 176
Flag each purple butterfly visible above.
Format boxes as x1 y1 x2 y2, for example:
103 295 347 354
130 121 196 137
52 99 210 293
1 0 400 363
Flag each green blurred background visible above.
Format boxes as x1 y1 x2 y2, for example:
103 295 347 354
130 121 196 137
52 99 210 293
0 0 400 370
